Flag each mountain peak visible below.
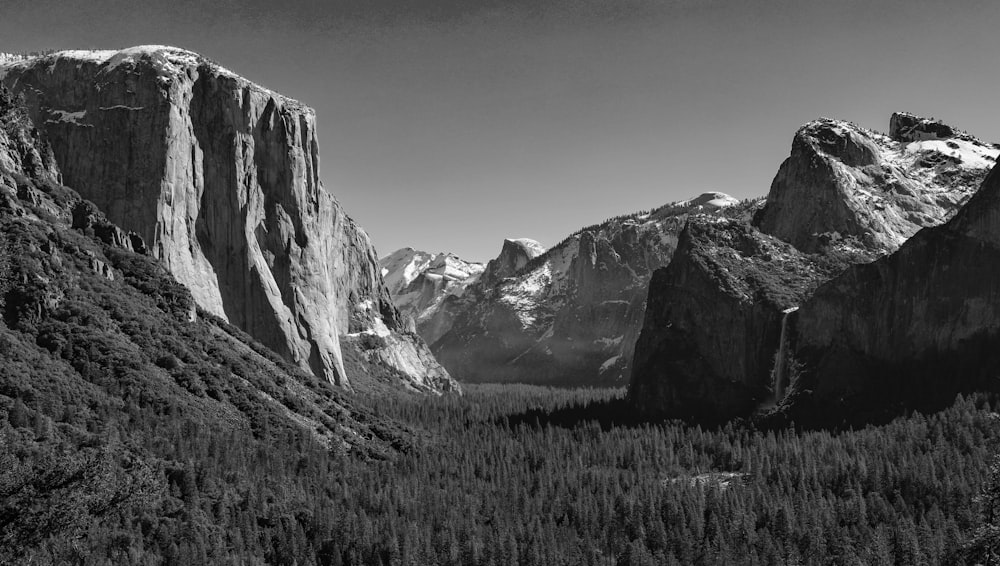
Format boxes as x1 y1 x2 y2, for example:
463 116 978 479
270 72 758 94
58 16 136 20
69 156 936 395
677 191 739 210
889 111 960 142
756 113 997 254
503 238 547 258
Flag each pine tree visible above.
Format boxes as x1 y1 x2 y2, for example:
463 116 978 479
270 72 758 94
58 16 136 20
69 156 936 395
963 455 1000 565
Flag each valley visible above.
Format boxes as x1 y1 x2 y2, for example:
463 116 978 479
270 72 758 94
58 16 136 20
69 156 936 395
3 39 1000 565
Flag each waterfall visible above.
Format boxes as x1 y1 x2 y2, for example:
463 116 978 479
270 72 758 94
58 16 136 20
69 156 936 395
771 307 798 403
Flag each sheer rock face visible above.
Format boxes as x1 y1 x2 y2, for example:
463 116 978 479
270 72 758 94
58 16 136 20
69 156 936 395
0 91 60 184
1 47 456 392
754 117 996 254
787 163 1000 425
426 193 742 386
628 217 834 421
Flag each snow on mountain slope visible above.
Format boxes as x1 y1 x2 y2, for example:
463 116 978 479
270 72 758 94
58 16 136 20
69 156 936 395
506 238 547 258
378 248 485 344
380 248 436 298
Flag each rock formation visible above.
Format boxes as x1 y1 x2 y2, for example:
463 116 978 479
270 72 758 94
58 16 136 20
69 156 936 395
754 117 996 254
0 86 406 461
628 217 836 421
784 162 1000 425
379 248 484 345
1 46 456 393
630 113 995 423
422 192 744 386
478 238 546 286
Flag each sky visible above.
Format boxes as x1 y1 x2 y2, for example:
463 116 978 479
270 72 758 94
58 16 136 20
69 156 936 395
2 0 1000 262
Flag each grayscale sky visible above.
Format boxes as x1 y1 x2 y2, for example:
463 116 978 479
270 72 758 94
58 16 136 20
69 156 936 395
3 0 999 261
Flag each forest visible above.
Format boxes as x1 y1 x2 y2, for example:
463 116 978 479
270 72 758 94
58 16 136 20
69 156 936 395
4 377 1000 565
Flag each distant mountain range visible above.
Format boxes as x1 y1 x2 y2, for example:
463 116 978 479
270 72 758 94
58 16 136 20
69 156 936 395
381 192 748 386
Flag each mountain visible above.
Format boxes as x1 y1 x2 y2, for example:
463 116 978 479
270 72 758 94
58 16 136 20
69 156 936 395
478 237 547 287
0 46 457 394
0 86 410 560
379 248 484 345
629 113 997 422
628 216 844 421
388 192 747 386
755 114 996 254
783 162 1000 426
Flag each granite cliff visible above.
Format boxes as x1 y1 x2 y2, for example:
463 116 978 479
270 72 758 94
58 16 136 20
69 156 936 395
629 114 995 422
0 84 402 453
1 46 456 393
628 217 840 421
755 115 995 253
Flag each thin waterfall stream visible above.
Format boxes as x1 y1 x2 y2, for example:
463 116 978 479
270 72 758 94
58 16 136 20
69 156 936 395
771 307 798 402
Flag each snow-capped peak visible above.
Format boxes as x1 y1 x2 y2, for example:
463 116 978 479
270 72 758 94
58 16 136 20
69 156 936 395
379 248 435 296
379 248 483 298
378 248 485 344
503 238 547 259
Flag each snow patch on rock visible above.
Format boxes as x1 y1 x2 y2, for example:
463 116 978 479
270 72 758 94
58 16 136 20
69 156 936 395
45 109 88 125
506 237 547 258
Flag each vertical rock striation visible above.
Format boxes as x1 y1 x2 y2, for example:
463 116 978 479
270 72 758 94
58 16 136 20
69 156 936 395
1 47 456 392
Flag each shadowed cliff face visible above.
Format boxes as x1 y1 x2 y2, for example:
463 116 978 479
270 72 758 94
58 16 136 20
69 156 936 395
1 47 457 393
627 218 837 421
786 163 1000 426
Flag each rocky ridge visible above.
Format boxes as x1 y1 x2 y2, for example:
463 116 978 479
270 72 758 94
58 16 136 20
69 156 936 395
0 46 457 393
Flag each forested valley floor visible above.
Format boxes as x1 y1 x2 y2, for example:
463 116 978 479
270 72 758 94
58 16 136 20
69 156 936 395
6 378 1000 565
349 386 1000 566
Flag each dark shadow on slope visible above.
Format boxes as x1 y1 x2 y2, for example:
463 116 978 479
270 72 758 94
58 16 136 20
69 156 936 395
500 394 753 431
